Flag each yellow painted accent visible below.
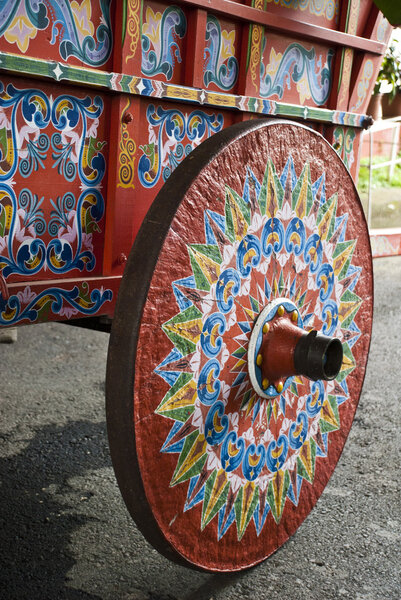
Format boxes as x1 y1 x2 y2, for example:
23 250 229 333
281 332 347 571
294 166 309 219
4 15 37 53
262 322 269 334
207 93 237 107
332 241 356 278
262 377 269 389
202 470 228 528
291 310 298 321
321 399 339 429
166 86 200 102
226 188 249 241
157 379 197 414
171 434 207 486
272 469 286 522
318 194 337 240
125 0 141 62
164 318 203 345
231 357 247 371
190 247 221 285
118 98 136 189
277 305 284 317
238 482 256 537
277 381 283 393
340 352 355 373
244 394 257 418
272 397 280 421
299 441 314 480
256 353 262 366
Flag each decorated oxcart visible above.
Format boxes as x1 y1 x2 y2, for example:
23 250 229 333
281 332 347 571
0 0 394 572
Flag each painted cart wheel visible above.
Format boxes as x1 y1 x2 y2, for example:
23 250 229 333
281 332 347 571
106 120 373 572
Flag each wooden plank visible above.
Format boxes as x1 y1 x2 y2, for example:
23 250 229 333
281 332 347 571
184 9 208 88
174 0 386 54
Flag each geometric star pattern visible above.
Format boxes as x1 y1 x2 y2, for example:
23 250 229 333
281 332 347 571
154 154 362 540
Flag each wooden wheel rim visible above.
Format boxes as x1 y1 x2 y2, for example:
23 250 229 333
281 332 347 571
106 120 373 572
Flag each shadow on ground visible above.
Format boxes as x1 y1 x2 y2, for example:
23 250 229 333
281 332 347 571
0 420 106 600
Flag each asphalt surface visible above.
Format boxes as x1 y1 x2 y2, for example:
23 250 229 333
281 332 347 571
0 256 400 600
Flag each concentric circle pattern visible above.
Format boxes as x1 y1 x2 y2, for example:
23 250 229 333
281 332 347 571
113 122 372 571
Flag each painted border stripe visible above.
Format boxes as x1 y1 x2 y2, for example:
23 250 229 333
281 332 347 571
0 52 367 128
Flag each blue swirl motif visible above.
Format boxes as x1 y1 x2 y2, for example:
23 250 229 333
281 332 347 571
322 299 339 336
51 132 77 182
204 16 239 91
0 84 51 182
205 401 229 445
221 431 245 472
216 268 241 313
266 435 289 473
48 192 76 234
0 185 46 277
141 6 187 80
162 143 193 182
306 380 325 417
0 1 112 66
0 85 105 187
0 284 112 326
0 84 105 279
51 94 105 187
285 217 306 255
236 234 262 277
20 134 50 178
304 233 323 272
289 411 308 450
201 313 226 358
316 263 334 301
18 188 46 235
197 359 221 406
260 42 334 106
47 189 104 273
138 105 224 188
261 217 285 257
242 443 266 481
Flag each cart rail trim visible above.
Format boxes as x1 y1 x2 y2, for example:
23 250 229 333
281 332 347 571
175 0 385 55
0 52 368 128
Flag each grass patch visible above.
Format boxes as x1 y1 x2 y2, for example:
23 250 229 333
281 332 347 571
358 154 401 195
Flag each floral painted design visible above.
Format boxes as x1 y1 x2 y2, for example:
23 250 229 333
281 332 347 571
141 5 187 81
155 154 363 539
0 0 112 66
260 41 333 105
204 16 239 91
0 83 106 279
138 105 224 188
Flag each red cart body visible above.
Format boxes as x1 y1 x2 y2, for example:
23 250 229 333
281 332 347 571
0 0 391 328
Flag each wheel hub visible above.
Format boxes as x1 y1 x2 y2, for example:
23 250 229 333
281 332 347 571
248 297 343 399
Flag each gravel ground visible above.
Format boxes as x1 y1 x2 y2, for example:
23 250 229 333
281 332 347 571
0 256 400 600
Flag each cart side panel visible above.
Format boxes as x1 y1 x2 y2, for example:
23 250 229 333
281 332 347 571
258 32 335 107
0 75 109 284
103 96 233 278
0 0 115 71
139 1 189 85
348 12 392 114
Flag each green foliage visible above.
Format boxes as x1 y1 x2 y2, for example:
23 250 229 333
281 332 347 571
372 1 401 27
374 34 401 100
357 154 401 194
